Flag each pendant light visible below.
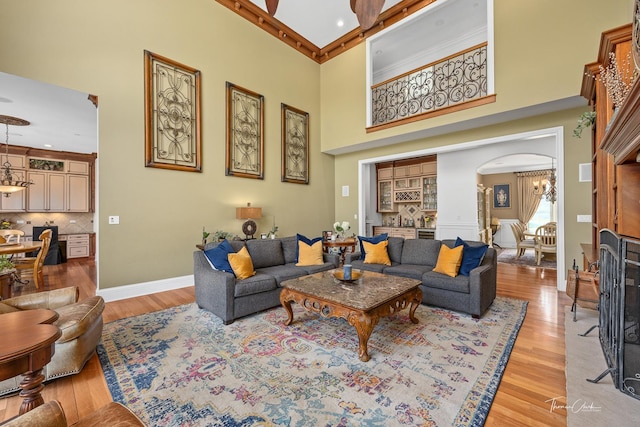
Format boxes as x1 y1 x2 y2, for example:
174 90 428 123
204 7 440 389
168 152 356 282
0 115 33 197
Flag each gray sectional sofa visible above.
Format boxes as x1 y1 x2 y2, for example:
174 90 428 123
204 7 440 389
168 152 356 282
194 236 339 324
345 237 497 318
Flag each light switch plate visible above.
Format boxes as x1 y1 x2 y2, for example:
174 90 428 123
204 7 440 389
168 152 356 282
108 216 120 225
577 214 592 223
342 185 349 197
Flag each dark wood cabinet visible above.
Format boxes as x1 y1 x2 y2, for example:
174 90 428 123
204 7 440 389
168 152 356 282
581 23 640 245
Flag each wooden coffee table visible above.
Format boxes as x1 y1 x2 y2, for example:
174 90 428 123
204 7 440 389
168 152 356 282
280 269 422 362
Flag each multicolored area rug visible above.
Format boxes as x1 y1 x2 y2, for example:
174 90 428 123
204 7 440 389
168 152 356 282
97 297 527 426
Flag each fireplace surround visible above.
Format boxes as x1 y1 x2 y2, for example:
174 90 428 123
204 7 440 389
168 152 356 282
590 229 640 400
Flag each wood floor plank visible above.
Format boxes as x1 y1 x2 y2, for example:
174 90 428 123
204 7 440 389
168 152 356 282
1 259 572 425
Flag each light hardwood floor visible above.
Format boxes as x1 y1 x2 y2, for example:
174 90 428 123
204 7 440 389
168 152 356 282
0 259 572 425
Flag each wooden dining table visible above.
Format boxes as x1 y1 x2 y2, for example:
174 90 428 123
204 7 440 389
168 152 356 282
0 241 42 256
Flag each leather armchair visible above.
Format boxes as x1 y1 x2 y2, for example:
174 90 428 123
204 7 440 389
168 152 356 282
0 400 145 426
0 287 104 396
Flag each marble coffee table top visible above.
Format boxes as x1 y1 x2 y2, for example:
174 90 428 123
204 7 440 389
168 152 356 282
281 269 421 311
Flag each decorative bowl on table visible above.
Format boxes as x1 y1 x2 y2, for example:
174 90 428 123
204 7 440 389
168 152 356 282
333 270 361 283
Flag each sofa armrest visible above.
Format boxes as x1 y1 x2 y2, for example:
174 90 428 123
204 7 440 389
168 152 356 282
1 400 67 427
468 255 497 317
323 252 340 268
55 296 105 343
345 251 362 263
193 251 237 324
1 286 79 311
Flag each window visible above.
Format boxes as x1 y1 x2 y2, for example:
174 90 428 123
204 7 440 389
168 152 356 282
528 191 556 232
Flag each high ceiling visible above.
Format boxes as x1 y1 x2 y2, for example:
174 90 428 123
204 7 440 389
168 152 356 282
248 0 404 48
0 72 97 154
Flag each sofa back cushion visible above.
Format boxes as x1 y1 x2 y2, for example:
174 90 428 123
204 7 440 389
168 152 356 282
400 239 442 266
246 239 285 269
280 236 298 264
386 237 405 264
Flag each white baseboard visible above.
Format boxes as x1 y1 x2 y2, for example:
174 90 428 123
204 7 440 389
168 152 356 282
97 275 194 303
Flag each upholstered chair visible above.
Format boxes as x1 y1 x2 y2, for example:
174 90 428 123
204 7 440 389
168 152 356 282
0 287 104 396
0 400 145 427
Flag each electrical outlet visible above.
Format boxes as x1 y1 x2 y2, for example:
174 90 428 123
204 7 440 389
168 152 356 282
108 216 120 225
70 220 77 224
16 220 24 224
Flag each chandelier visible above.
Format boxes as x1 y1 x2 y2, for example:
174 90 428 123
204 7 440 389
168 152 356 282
265 0 386 30
543 160 557 204
0 115 33 197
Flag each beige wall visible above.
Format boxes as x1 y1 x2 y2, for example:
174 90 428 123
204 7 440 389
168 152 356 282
0 0 630 291
0 0 333 289
320 0 633 152
480 173 518 220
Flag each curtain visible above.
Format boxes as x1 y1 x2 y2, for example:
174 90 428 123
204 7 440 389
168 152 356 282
516 170 550 225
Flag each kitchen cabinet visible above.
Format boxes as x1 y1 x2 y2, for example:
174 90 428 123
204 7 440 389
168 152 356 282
373 226 416 239
26 161 89 213
67 175 89 212
0 190 26 212
378 180 394 212
394 164 422 178
27 171 66 212
394 177 421 189
378 167 393 180
422 176 437 211
65 233 90 259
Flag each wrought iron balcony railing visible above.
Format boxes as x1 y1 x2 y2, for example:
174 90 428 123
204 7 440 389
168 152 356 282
371 43 488 126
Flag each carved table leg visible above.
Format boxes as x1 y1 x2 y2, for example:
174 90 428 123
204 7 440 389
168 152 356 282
280 290 294 326
349 312 379 362
18 369 45 415
408 289 422 324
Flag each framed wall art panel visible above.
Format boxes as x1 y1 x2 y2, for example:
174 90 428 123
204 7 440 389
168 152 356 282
493 184 511 208
144 50 201 172
281 103 309 184
225 82 264 179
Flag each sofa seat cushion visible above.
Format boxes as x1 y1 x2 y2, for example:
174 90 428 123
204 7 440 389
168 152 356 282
422 271 470 293
300 262 336 274
234 273 278 297
257 265 309 285
400 239 441 266
383 264 433 280
246 239 285 269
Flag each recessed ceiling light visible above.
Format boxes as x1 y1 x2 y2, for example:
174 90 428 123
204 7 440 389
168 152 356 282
337 19 344 27
44 144 53 148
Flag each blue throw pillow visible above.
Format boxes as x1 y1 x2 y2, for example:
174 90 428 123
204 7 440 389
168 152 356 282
296 234 323 262
358 233 388 257
454 237 488 276
203 239 235 273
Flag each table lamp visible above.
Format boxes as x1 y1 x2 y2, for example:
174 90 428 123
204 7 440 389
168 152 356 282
236 202 262 239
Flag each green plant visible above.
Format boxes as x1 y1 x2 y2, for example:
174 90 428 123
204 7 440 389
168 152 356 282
0 255 14 271
202 227 210 244
573 111 596 138
212 230 236 241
